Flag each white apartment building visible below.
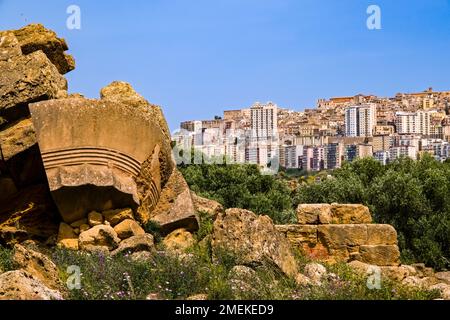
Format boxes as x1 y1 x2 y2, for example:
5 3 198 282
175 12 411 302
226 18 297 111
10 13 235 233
280 145 303 169
248 102 279 168
302 147 314 171
389 145 417 160
345 104 377 137
395 111 434 136
374 151 389 165
250 102 278 139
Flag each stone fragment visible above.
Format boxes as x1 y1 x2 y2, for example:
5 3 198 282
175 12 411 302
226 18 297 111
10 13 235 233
111 234 155 256
211 208 298 278
0 270 63 300
191 192 224 219
162 228 195 253
329 204 372 224
6 23 75 74
317 224 368 248
79 225 121 252
0 185 58 244
57 222 79 250
366 224 398 245
88 211 103 227
303 263 327 285
435 272 450 285
296 204 330 224
13 244 62 290
150 169 199 235
102 208 135 226
1 50 67 123
275 225 318 246
228 265 262 298
0 32 22 61
295 273 313 286
70 218 88 228
113 219 145 240
357 245 400 266
79 224 90 233
29 88 173 224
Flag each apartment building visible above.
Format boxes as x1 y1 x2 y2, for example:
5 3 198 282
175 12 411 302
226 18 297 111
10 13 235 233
345 104 377 137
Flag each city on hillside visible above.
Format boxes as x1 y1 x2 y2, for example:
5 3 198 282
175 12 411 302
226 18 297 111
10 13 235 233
173 88 450 171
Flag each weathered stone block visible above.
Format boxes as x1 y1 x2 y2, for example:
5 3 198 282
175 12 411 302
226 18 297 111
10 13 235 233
329 204 372 224
212 208 298 278
0 50 67 123
150 168 199 235
366 224 397 245
5 23 75 74
296 204 330 224
114 219 145 240
275 225 318 246
318 224 368 248
357 245 400 266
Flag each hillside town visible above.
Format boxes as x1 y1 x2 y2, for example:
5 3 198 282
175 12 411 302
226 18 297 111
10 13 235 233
173 88 450 171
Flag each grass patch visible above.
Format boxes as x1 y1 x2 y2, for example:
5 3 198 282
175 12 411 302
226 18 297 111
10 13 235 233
0 245 15 272
48 245 440 300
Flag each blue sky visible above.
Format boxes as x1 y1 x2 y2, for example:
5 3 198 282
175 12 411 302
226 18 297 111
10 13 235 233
1 0 450 130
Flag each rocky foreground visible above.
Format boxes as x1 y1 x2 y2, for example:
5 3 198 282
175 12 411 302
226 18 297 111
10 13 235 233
0 24 449 300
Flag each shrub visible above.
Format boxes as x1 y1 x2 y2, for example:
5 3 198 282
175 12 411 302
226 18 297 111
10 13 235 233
179 163 294 224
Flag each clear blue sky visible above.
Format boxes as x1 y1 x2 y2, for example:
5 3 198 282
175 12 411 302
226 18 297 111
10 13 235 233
1 0 450 130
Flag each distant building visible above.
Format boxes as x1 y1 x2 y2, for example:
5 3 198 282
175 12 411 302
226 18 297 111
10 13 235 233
280 145 303 169
302 147 314 171
374 151 389 165
357 144 373 159
345 104 377 137
389 145 417 160
345 145 358 162
312 146 325 171
325 143 341 170
248 102 279 168
250 102 278 139
395 111 434 136
373 135 392 152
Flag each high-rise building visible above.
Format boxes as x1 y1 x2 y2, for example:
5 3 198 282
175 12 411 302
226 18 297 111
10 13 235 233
250 102 278 139
345 104 377 137
248 102 279 167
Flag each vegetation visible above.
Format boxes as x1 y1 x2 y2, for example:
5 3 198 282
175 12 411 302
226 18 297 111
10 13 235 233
179 163 296 224
0 240 439 300
179 154 450 271
50 245 438 300
0 245 14 272
295 155 450 271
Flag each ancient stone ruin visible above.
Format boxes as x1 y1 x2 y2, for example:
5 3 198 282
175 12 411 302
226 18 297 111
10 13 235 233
0 24 198 247
276 204 400 266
